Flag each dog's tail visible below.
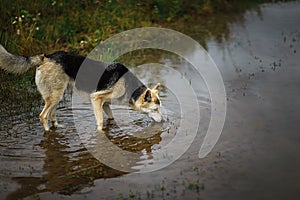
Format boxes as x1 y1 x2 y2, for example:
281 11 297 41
0 45 44 74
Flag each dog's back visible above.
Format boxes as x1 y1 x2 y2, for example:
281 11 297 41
46 51 145 100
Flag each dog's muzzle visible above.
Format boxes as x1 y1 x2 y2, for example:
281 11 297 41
148 112 162 122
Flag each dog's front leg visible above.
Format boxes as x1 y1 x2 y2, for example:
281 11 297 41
103 103 114 120
90 93 104 132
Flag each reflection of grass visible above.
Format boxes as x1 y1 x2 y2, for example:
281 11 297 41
0 69 40 131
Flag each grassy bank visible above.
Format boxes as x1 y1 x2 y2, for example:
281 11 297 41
0 0 291 55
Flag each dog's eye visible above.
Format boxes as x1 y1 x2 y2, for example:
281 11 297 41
153 108 158 112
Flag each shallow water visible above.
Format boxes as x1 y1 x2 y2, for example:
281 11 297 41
1 1 300 199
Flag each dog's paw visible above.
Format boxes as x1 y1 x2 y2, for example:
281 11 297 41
97 127 104 134
51 121 58 128
106 118 115 125
51 122 65 130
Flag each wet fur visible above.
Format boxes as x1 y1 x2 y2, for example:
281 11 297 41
0 45 162 132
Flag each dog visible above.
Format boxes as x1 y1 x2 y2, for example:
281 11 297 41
0 45 162 132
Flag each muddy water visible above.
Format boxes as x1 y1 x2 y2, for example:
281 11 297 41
1 1 300 199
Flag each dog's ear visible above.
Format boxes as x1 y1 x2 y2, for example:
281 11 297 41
144 90 152 102
152 83 160 91
129 98 135 105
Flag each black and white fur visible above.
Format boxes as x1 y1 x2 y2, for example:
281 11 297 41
0 45 162 132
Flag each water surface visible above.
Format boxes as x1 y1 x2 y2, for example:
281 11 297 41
0 1 300 199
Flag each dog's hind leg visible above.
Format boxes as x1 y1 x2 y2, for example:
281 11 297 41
49 104 58 128
35 61 69 131
103 103 114 120
39 97 60 132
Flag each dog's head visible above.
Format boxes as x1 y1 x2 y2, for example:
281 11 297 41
132 83 162 122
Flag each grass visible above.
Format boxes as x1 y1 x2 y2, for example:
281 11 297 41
0 0 292 55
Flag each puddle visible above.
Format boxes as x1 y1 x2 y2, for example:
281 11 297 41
0 45 210 198
1 1 300 199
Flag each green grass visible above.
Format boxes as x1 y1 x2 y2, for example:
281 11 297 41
0 0 292 55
